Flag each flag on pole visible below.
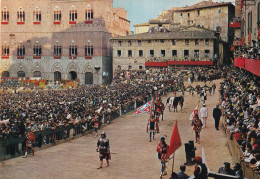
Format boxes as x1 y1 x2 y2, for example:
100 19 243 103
189 106 198 121
166 121 182 158
240 0 244 10
134 101 151 116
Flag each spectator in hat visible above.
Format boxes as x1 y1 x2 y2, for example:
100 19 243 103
194 156 208 179
218 162 235 176
233 163 243 178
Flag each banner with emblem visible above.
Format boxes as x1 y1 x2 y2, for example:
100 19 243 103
133 101 151 116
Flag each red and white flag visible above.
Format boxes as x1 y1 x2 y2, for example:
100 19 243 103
189 106 198 121
166 121 182 158
134 101 151 116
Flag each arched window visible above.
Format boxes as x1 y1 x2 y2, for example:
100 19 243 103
33 42 41 57
1 45 9 57
54 42 62 57
17 7 25 23
17 71 25 78
85 41 93 57
54 8 61 22
17 43 25 56
85 5 93 21
33 71 41 78
69 7 77 22
1 7 9 22
69 42 77 58
33 7 41 23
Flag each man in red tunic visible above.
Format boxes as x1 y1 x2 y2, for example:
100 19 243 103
24 128 35 158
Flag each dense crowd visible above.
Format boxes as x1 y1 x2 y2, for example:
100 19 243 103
0 72 180 140
220 69 260 174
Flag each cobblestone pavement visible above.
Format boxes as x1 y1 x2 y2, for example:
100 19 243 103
0 80 233 179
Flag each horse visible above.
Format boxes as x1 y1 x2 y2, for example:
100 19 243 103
173 96 184 112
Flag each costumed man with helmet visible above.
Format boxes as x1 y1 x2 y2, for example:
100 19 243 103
194 156 208 179
147 114 159 142
156 136 169 177
96 131 111 169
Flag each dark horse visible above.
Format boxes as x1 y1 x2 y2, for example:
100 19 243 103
173 96 184 112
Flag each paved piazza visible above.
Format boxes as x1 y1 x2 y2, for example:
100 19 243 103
0 80 233 179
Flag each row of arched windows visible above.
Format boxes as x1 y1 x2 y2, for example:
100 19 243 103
1 7 94 23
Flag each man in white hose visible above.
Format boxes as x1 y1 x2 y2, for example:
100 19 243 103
199 104 208 128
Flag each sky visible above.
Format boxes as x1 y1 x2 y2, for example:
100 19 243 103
113 0 234 32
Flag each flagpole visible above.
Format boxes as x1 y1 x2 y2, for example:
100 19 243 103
171 153 175 174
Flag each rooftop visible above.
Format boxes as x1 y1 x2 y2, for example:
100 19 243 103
175 1 233 12
111 26 216 40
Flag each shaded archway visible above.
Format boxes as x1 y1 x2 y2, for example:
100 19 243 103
69 71 77 81
2 71 10 77
17 71 25 78
85 72 93 85
33 71 41 78
54 71 61 81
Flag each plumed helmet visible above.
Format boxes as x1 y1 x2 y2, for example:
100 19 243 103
101 131 106 135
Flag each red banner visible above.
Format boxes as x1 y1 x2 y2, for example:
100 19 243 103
234 57 245 69
168 61 213 66
245 58 260 77
145 62 168 67
235 57 260 77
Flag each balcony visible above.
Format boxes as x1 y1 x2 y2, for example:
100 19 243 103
1 56 9 59
33 56 41 59
33 22 41 25
53 56 61 59
1 22 8 24
69 56 77 59
17 56 24 59
85 56 92 59
69 21 76 24
17 21 25 25
53 21 61 25
229 17 241 28
85 20 93 24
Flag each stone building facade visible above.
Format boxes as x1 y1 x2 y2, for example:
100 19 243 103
240 0 260 46
0 0 130 85
134 0 235 44
111 26 217 72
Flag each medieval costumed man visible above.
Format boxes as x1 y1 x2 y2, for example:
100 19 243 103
147 114 159 142
96 131 111 169
156 98 165 121
156 136 169 177
23 128 35 158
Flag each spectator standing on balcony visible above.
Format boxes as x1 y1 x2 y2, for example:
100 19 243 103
23 128 35 158
200 104 208 128
213 105 222 130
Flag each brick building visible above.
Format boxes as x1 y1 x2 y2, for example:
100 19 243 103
111 26 217 72
0 0 130 85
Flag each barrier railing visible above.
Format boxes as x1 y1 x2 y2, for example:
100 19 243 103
225 130 260 179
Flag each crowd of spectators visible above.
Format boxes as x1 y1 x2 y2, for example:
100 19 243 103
0 70 183 140
220 68 260 175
